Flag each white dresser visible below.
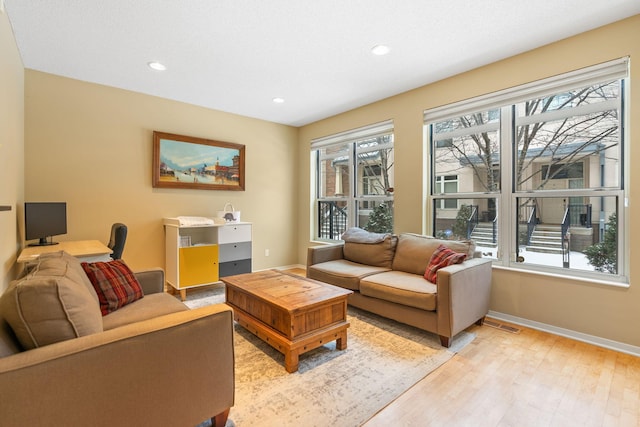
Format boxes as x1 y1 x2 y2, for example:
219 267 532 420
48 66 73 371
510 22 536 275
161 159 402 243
163 218 252 300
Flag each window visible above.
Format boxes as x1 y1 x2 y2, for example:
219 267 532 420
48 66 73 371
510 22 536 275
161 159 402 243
424 58 628 283
436 138 453 148
312 121 394 240
540 163 584 180
435 175 459 209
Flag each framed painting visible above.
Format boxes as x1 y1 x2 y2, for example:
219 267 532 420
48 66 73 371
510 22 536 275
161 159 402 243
152 131 245 191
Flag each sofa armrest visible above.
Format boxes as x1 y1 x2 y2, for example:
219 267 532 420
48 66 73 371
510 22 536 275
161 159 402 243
0 304 234 427
306 243 345 269
435 258 493 340
134 267 165 294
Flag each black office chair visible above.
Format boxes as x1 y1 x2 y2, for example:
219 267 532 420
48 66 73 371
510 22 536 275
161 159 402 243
108 223 127 260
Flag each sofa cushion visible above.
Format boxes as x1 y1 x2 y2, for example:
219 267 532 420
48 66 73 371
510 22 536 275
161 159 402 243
82 260 144 316
23 251 100 305
0 271 103 350
307 260 390 291
342 227 398 269
0 318 22 357
392 233 475 275
424 244 467 283
102 293 188 330
360 271 437 311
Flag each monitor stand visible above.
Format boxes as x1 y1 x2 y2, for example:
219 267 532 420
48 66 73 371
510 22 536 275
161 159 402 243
28 237 59 247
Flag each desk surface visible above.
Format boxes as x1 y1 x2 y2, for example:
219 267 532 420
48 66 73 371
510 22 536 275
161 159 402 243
17 240 113 263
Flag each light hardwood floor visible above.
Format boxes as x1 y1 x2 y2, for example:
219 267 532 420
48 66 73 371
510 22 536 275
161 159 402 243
282 268 640 426
363 320 640 427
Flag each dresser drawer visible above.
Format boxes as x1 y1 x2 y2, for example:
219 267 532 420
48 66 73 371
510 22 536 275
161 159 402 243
217 224 252 244
219 259 252 277
219 242 252 262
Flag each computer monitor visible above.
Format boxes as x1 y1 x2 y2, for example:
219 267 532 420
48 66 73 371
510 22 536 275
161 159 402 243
24 202 67 246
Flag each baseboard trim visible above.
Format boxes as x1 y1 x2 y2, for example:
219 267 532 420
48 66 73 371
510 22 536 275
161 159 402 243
273 263 306 271
488 310 640 357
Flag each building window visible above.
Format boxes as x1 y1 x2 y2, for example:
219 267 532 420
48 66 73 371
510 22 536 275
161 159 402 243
436 138 453 148
435 175 459 209
424 58 628 283
312 120 394 240
540 163 584 180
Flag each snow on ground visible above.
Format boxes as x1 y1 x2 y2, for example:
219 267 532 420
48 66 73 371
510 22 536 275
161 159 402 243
475 245 595 271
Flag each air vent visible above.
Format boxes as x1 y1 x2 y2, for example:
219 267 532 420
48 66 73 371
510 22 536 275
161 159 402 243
484 318 522 334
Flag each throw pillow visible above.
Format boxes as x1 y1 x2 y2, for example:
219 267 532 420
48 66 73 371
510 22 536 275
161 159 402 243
392 233 475 275
424 244 467 284
0 274 103 350
343 228 398 268
81 260 144 316
24 251 101 305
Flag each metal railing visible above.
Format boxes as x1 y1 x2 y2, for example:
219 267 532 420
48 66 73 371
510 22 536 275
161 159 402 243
466 205 479 239
561 207 571 268
492 213 498 244
526 204 538 245
318 201 348 240
561 207 571 240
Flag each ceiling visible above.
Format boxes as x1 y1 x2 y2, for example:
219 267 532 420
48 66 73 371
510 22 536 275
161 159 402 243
5 1 640 127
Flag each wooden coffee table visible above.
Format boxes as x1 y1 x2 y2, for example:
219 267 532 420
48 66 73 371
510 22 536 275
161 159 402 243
223 269 352 373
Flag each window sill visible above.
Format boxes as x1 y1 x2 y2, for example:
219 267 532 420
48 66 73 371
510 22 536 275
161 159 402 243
492 264 630 289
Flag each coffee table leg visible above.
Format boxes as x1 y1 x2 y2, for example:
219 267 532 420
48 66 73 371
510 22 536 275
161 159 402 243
285 350 299 373
336 331 348 350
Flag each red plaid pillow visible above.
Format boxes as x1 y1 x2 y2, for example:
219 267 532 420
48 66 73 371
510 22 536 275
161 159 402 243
424 244 467 284
81 260 144 315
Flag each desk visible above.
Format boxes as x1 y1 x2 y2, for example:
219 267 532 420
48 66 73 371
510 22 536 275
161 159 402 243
17 240 113 263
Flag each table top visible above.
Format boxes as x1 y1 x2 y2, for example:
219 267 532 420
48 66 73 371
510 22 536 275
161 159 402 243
222 269 352 312
17 240 113 263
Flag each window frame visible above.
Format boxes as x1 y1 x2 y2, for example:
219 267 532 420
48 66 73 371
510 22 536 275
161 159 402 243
434 175 459 210
424 58 629 285
311 120 395 241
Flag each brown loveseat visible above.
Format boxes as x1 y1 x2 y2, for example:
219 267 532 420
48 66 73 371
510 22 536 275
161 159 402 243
307 229 492 347
0 251 234 427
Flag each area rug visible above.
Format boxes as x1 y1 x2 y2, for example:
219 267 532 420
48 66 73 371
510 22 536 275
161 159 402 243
187 284 474 427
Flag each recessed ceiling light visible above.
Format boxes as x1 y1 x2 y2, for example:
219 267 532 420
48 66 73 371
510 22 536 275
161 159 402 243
272 97 285 104
147 61 167 71
371 45 390 56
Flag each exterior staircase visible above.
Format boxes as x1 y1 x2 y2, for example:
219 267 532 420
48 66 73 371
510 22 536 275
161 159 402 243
470 222 497 248
527 224 563 254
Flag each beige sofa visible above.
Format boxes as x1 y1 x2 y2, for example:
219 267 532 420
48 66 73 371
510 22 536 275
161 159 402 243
307 229 492 347
0 251 234 427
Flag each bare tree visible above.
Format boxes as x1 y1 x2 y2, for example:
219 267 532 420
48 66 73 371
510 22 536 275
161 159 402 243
358 135 394 196
434 81 620 194
515 84 619 190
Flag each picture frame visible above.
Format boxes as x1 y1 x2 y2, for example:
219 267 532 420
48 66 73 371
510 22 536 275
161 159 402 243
152 131 245 191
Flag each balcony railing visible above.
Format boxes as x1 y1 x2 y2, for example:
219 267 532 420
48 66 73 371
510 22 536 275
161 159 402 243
318 201 348 240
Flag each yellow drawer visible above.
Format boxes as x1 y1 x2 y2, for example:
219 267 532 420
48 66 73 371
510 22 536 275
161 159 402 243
178 245 219 287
